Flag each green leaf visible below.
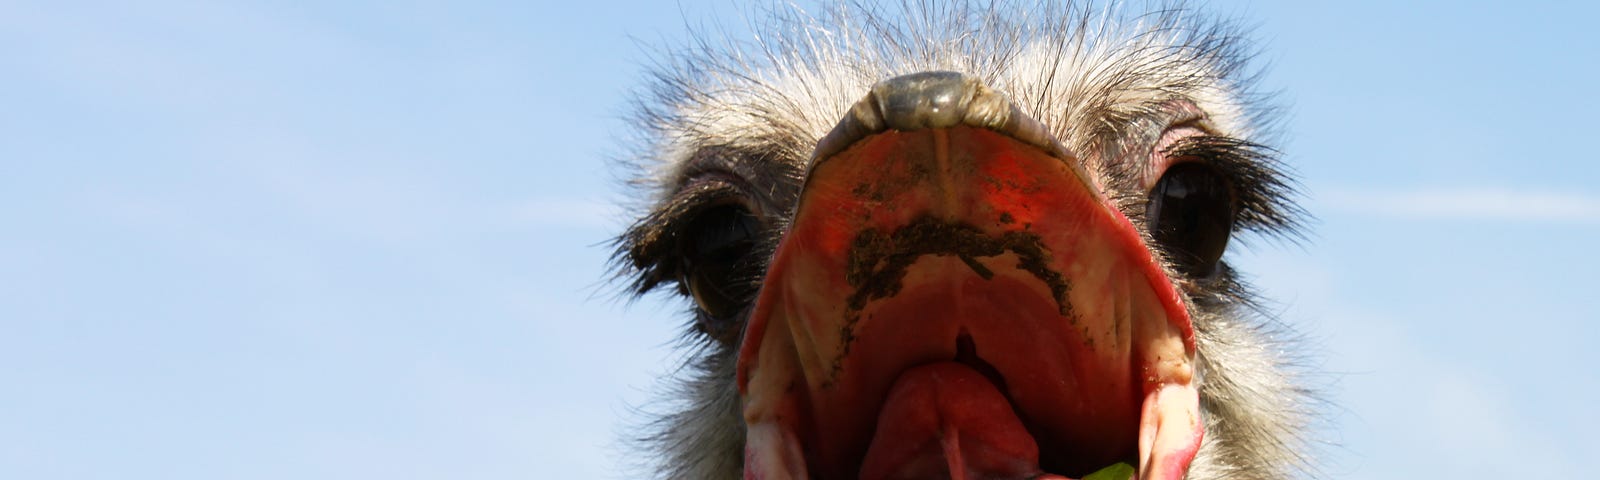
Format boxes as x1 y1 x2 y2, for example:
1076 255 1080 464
1081 461 1135 480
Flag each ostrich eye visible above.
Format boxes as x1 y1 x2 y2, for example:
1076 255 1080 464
681 204 760 328
1147 162 1236 277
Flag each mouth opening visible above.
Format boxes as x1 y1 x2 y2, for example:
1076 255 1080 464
736 72 1201 480
829 249 1149 480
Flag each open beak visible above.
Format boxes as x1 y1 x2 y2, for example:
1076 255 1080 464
736 72 1204 480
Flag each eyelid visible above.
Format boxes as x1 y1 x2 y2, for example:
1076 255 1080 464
1143 124 1213 191
678 173 763 219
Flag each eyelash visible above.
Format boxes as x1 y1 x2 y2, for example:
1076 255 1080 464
619 179 747 294
1161 136 1301 235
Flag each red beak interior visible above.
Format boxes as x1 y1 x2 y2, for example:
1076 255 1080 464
736 73 1204 480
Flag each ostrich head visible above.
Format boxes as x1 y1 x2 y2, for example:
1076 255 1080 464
613 2 1312 479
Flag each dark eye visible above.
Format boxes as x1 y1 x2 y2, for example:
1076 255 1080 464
680 204 761 337
1147 162 1236 277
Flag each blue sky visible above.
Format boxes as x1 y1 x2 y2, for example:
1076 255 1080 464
1 1 1596 478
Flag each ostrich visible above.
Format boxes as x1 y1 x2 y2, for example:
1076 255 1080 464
613 2 1312 479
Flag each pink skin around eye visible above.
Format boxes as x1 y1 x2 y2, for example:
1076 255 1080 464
1143 125 1212 192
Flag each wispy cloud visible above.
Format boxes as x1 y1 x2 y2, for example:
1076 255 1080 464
1318 186 1600 223
511 198 625 229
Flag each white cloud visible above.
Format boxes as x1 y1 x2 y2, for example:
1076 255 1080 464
1317 186 1600 223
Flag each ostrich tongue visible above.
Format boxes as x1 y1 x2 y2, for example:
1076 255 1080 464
857 362 1039 480
859 362 1132 480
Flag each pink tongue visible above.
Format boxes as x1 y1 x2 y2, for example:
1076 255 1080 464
858 362 1048 480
